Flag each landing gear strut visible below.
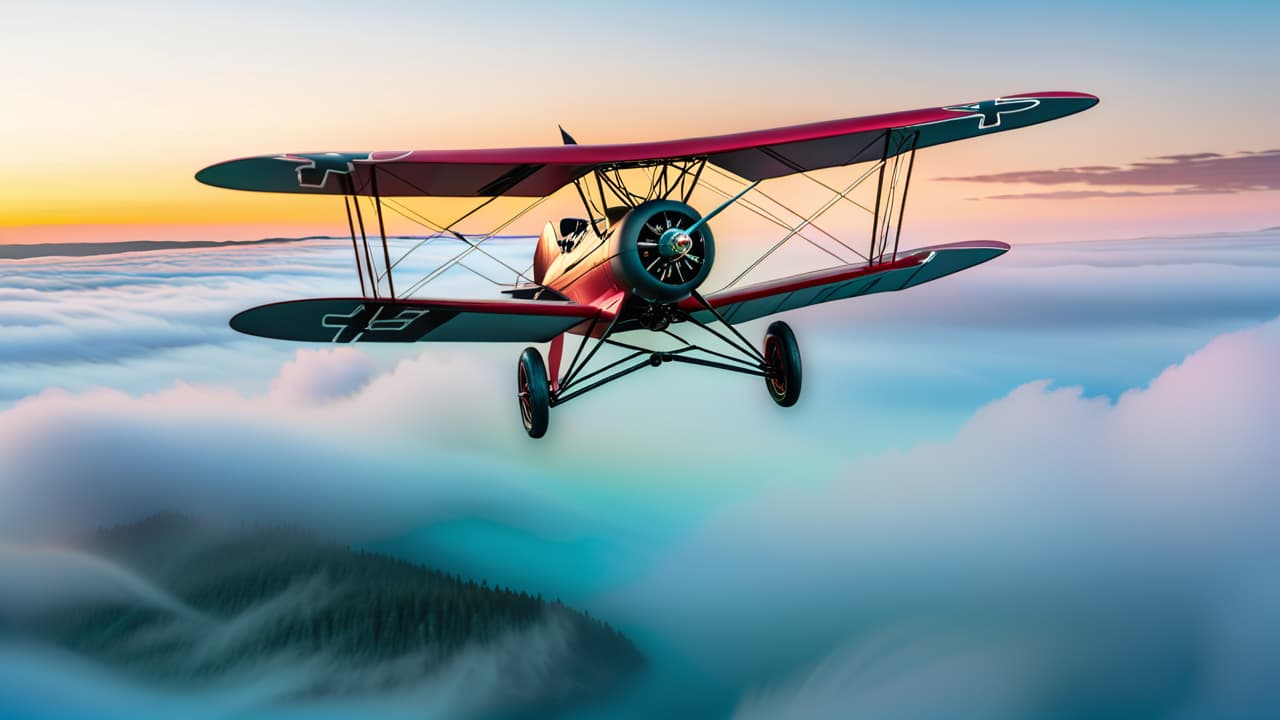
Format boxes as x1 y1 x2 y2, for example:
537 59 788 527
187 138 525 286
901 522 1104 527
514 306 805 438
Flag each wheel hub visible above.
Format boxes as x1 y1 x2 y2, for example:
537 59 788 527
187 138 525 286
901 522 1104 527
766 337 786 394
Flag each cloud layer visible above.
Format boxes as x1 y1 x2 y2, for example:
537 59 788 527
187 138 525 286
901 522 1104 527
0 348 573 543
626 319 1280 718
0 237 536 403
4 229 1280 718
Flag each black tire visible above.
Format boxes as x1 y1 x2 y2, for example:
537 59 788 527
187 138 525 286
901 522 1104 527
517 347 550 438
763 321 802 407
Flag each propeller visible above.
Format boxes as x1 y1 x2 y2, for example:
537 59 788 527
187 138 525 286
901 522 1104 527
651 179 759 272
635 207 707 286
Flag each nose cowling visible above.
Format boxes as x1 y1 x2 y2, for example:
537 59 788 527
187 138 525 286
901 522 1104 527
609 199 715 303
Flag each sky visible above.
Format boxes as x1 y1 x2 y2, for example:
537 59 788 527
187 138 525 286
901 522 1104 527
2 0 1278 244
2 1 1280 718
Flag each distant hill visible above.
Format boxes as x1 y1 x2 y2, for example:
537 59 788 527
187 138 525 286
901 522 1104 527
18 514 643 713
0 234 538 260
0 237 319 259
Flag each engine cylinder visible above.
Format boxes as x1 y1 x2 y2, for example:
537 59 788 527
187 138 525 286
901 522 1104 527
609 200 715 303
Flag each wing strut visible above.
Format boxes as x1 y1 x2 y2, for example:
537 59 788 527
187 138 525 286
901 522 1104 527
547 296 773 408
344 175 380 299
890 132 919 263
342 195 367 297
569 157 709 237
370 167 396 299
373 164 543 290
712 127 922 290
338 172 540 300
870 130 919 263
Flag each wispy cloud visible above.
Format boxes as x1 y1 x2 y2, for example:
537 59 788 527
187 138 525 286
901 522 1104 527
631 318 1280 719
0 237 535 404
0 351 578 543
734 628 1049 720
939 149 1280 199
0 543 203 622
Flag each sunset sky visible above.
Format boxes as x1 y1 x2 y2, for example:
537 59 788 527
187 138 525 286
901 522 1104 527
3 0 1277 246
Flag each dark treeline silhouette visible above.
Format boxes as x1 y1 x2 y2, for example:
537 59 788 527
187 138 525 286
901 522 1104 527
30 513 642 706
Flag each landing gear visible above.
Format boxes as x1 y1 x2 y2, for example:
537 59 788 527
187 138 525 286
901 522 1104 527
763 321 802 407
517 347 550 438
517 303 801 438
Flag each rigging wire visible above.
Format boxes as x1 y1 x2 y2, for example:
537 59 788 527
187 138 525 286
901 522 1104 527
368 166 547 289
379 195 501 269
373 193 549 296
705 165 869 261
718 160 885 291
699 178 860 266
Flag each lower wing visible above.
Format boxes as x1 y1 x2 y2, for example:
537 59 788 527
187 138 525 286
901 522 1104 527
683 240 1009 324
234 241 1005 342
230 297 595 343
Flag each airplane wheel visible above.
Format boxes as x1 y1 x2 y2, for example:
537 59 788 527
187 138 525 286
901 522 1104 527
517 347 550 438
763 321 802 407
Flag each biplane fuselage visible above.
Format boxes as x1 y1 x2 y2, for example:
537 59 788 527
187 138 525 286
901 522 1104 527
533 222 629 323
530 205 711 336
196 91 1098 437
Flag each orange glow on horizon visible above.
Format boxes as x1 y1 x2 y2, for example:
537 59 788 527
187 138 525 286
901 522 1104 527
4 109 1274 247
4 1 1275 248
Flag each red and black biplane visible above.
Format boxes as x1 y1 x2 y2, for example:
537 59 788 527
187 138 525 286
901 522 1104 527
197 92 1097 437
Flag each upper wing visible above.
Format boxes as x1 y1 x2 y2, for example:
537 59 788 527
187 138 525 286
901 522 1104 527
680 241 1009 325
195 92 1096 197
230 297 595 343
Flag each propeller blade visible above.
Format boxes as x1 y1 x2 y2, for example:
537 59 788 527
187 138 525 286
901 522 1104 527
685 180 760 235
559 126 578 145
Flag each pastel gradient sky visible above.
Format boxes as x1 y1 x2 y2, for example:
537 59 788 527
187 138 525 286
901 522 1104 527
3 0 1277 245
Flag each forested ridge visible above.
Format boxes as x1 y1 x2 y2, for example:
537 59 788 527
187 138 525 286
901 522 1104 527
26 513 643 706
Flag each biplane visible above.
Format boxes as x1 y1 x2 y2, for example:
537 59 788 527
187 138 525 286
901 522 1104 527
197 91 1097 437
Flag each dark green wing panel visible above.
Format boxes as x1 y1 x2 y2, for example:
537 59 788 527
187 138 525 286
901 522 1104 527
689 241 1010 325
230 298 595 343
